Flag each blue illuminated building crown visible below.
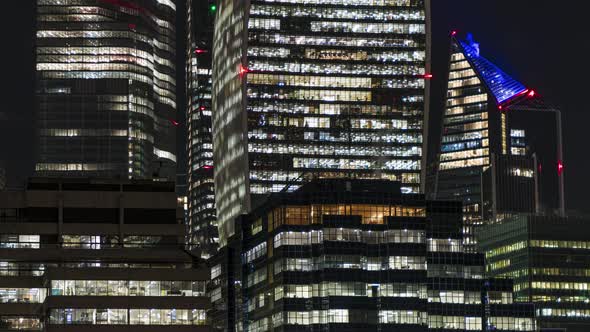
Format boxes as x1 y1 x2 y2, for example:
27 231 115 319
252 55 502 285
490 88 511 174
457 34 527 104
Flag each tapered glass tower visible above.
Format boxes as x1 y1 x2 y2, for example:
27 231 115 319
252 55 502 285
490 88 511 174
35 0 177 180
436 33 564 252
212 0 432 245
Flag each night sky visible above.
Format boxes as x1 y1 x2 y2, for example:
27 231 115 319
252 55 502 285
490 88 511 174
1 1 588 214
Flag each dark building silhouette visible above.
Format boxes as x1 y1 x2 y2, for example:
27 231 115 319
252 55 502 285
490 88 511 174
35 0 178 181
0 163 5 191
0 178 212 330
434 33 564 252
210 179 536 332
481 154 537 221
186 0 218 258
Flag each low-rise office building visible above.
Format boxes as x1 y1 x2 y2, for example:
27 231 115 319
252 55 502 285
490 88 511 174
0 178 212 331
478 215 590 332
211 179 536 332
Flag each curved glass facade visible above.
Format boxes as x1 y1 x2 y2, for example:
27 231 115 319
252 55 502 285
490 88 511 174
35 0 177 180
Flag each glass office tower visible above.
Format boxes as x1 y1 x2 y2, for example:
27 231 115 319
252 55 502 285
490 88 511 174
213 0 431 245
210 179 537 332
186 0 218 258
478 216 590 332
436 33 564 252
35 0 177 180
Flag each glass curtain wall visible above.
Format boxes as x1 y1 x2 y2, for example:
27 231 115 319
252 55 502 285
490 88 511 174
35 0 177 180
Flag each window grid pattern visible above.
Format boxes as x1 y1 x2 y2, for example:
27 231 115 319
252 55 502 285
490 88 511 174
35 0 177 180
240 199 535 331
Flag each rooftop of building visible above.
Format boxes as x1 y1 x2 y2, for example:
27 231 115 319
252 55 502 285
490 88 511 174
476 214 590 246
0 177 181 221
24 177 176 192
296 178 403 194
247 179 466 216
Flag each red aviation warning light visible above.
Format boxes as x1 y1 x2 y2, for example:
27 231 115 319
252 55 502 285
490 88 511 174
527 90 536 98
424 74 433 79
239 65 249 76
195 48 208 54
558 161 564 176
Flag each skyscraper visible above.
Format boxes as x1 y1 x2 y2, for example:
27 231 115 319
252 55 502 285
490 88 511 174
35 0 178 181
186 0 218 257
212 0 432 245
435 33 564 251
